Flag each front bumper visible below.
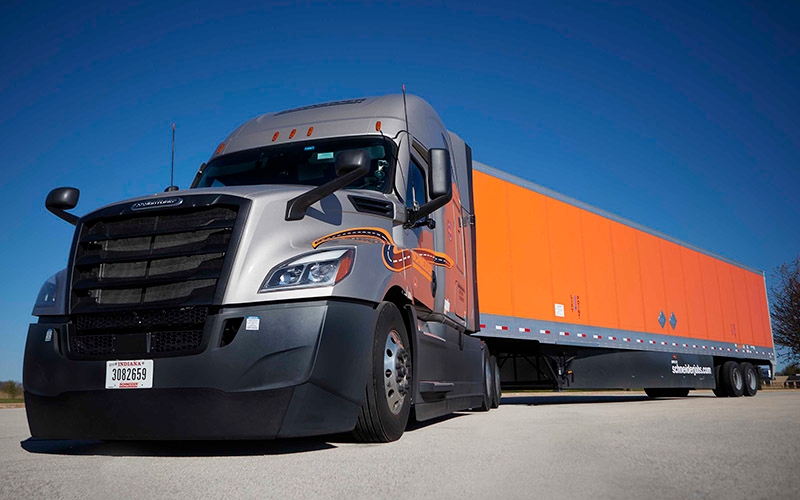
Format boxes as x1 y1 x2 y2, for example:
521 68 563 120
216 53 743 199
23 299 377 440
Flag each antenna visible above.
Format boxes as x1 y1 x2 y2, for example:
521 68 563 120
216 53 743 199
401 84 417 227
401 84 410 144
401 84 414 170
165 123 179 192
171 122 175 187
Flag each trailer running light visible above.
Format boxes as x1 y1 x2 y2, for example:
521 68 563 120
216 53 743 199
260 248 355 292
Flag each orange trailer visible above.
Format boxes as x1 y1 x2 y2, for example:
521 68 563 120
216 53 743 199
472 162 774 397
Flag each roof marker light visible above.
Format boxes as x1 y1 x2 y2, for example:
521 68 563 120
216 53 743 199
272 132 280 142
375 121 382 131
215 143 225 155
307 126 314 137
289 129 297 139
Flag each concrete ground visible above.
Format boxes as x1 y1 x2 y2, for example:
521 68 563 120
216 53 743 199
1 390 797 500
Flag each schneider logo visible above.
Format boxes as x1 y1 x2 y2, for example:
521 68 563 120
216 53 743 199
671 359 712 376
131 197 183 211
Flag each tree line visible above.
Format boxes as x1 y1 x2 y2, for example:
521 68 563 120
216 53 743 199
1 380 22 399
771 255 800 363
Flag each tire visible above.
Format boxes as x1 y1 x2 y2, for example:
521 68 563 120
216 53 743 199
720 361 744 397
490 355 501 409
353 302 412 442
741 362 758 397
477 348 492 412
713 364 728 397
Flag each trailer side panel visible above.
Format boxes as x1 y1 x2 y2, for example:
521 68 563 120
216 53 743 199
472 164 774 363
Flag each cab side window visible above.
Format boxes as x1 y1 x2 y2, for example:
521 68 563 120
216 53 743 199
406 161 427 210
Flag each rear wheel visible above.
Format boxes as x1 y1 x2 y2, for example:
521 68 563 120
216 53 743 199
741 362 758 397
713 364 728 397
720 361 744 397
490 355 501 408
477 348 492 411
353 303 412 442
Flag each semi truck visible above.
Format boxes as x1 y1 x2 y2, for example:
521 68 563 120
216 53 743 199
24 94 775 442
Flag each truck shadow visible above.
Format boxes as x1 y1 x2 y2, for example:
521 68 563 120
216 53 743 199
19 413 470 457
20 436 336 457
499 393 714 406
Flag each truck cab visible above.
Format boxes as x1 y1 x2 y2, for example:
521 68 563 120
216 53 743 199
24 95 492 442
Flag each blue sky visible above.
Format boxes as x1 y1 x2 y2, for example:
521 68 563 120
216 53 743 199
1 0 798 379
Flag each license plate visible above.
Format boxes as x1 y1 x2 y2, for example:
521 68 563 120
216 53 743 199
105 360 153 389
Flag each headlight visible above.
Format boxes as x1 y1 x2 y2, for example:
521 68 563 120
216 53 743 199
259 248 355 292
35 273 59 308
33 270 67 316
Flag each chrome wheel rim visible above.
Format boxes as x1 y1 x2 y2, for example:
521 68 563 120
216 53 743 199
484 358 492 399
733 369 743 391
746 369 757 390
383 330 410 415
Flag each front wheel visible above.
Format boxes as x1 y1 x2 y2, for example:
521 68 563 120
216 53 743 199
353 302 412 443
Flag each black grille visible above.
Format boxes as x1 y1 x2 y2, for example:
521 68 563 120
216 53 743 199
68 330 204 357
65 197 247 360
151 330 205 353
69 307 209 359
70 334 116 356
71 205 238 312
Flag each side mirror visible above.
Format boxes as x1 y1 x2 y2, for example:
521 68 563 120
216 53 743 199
45 187 80 225
335 149 371 177
405 148 453 227
428 148 452 199
285 150 371 221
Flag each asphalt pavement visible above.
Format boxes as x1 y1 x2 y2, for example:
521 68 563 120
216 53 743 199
1 390 798 500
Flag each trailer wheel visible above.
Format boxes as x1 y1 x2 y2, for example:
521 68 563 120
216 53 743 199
712 364 728 397
477 349 492 411
353 302 412 442
741 362 758 397
490 355 501 409
720 361 744 397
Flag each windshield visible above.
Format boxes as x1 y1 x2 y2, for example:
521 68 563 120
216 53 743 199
195 136 396 193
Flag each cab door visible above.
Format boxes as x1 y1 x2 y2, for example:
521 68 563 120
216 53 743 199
404 157 436 309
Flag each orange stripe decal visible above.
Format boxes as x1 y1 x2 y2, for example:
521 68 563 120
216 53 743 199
312 227 454 273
